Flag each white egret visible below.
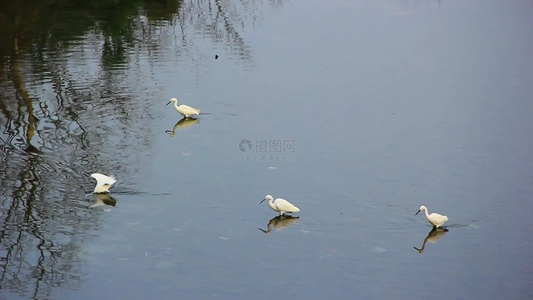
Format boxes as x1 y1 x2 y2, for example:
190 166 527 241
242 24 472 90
165 118 199 137
166 97 200 118
415 205 448 228
91 173 116 193
260 195 300 216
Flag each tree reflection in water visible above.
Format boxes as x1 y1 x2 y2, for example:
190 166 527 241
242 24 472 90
0 0 278 297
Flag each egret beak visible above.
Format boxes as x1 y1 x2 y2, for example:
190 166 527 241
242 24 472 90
259 198 267 204
415 210 421 216
166 101 172 106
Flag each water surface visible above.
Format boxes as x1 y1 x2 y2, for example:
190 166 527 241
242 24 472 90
0 0 532 299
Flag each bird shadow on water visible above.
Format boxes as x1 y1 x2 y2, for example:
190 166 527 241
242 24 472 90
413 227 449 254
165 117 200 137
258 215 300 235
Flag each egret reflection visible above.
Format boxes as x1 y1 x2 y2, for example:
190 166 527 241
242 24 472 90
258 215 299 234
165 117 199 137
88 193 117 208
413 227 448 254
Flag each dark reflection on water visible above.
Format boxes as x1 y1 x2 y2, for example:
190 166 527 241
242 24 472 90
88 193 117 208
413 227 448 254
258 215 300 234
165 117 200 137
0 0 272 297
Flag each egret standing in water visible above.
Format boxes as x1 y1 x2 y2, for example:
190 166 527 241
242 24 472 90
91 173 116 193
166 97 200 118
415 205 448 228
260 195 300 216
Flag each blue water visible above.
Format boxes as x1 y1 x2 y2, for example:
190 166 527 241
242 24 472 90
0 0 532 299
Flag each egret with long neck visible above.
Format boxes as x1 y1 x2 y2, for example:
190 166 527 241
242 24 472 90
260 195 300 216
166 97 200 118
415 205 448 228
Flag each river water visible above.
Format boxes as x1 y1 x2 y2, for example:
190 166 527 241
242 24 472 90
0 0 532 299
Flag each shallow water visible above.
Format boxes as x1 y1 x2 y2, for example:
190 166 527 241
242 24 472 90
1 0 532 299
